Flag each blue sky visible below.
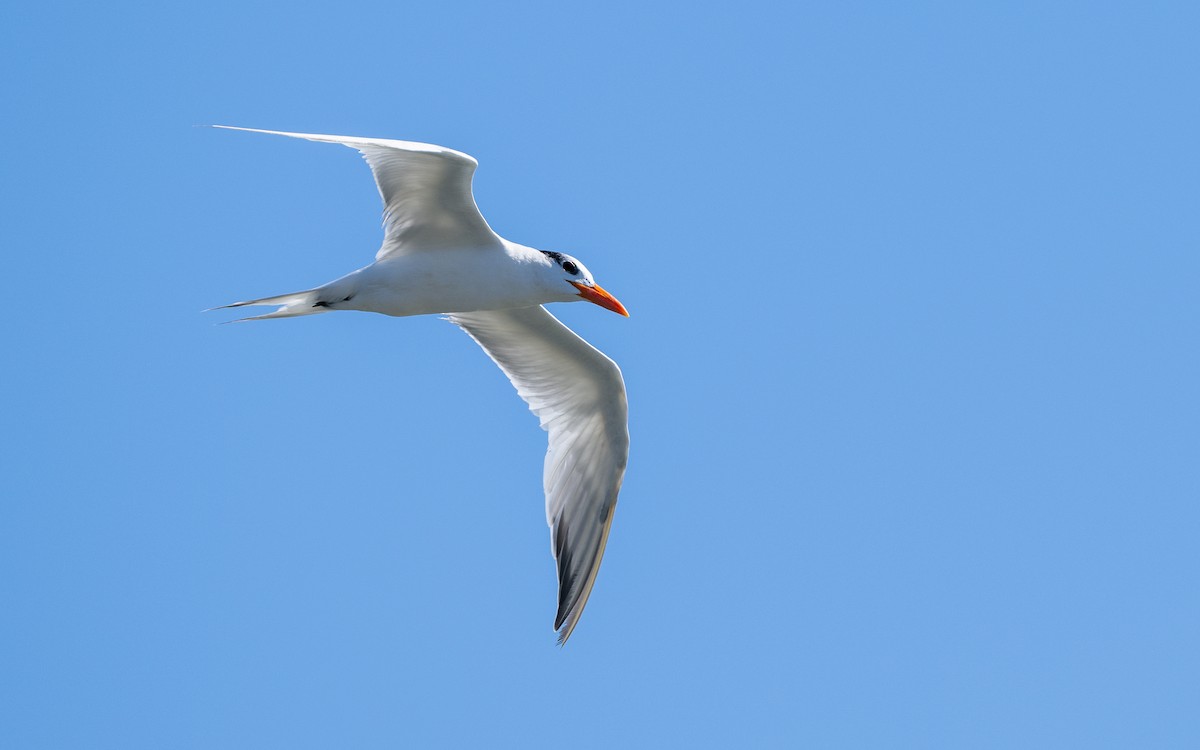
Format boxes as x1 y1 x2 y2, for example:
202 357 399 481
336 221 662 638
2 1 1197 747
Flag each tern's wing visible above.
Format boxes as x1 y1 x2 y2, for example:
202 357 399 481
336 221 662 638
215 126 502 257
448 306 629 645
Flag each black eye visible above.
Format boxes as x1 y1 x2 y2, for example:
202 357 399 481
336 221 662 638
563 261 579 275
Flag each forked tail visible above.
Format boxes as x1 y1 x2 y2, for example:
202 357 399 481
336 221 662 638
208 288 329 322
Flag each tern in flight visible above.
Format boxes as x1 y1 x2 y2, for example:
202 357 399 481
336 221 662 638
212 126 630 644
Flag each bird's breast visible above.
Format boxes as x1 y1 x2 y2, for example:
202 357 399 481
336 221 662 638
346 251 551 317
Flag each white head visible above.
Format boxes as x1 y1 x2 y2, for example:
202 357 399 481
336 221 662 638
540 251 629 316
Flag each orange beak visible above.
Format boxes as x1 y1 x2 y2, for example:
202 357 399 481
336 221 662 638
570 281 629 317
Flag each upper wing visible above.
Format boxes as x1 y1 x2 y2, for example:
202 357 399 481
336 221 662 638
215 126 503 257
448 306 629 644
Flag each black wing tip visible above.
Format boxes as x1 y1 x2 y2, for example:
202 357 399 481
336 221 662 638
554 615 579 646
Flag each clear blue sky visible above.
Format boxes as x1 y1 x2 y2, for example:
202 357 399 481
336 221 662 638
2 1 1197 747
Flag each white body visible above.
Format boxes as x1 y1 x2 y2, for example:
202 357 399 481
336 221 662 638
324 241 580 317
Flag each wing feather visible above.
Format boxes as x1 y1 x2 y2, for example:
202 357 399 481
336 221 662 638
448 306 629 644
214 126 502 256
